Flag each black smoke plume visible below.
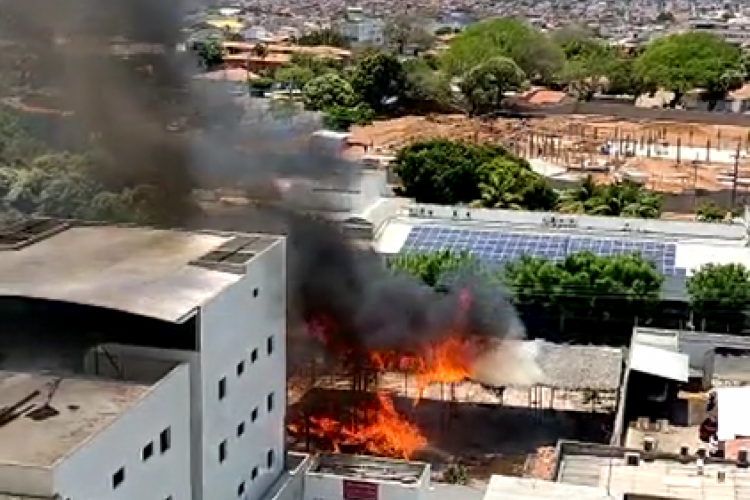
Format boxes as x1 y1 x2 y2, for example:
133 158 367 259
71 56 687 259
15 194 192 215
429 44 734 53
0 0 541 386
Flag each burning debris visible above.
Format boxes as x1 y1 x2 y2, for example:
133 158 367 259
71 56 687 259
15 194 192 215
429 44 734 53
290 278 545 459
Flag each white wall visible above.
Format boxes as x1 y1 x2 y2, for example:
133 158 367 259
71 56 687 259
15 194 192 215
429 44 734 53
403 203 746 241
304 474 426 500
0 464 53 497
53 364 192 500
199 237 287 500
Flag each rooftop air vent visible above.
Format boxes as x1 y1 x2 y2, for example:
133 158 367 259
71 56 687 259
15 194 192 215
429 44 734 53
0 218 69 250
190 235 275 274
738 448 748 468
625 452 640 466
643 436 656 453
0 219 69 250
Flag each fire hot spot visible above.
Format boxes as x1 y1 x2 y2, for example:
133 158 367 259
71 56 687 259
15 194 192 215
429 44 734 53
289 288 488 460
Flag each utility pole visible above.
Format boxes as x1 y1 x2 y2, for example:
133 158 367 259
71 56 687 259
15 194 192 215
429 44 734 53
732 142 741 207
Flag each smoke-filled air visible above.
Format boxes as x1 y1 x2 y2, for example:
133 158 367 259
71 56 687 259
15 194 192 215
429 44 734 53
0 0 544 389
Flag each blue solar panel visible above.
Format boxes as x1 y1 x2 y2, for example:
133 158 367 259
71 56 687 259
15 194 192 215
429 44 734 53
402 226 684 276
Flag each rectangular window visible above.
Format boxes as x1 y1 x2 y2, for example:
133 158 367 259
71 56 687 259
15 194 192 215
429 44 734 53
219 440 228 463
237 361 245 376
142 441 154 461
267 392 275 413
251 466 259 480
237 421 245 437
251 349 259 363
238 481 246 496
160 427 171 453
219 377 227 400
112 467 125 489
266 335 274 356
267 448 275 468
251 407 259 422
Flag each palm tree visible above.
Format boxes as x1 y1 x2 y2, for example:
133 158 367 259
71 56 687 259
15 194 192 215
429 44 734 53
556 175 599 213
474 169 527 209
250 43 268 60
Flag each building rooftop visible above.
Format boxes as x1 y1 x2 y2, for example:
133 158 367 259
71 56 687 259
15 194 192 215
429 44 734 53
372 203 750 283
0 222 280 322
557 453 750 500
0 370 150 467
534 341 624 391
308 453 428 484
484 475 618 500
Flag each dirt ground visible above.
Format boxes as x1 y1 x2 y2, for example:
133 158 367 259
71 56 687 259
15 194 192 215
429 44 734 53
347 114 750 196
287 370 614 480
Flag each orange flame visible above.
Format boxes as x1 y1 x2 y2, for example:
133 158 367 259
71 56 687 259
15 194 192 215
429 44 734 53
304 393 426 459
295 289 482 459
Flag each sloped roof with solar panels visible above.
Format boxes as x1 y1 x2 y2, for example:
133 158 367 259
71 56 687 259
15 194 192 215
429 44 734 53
372 203 750 286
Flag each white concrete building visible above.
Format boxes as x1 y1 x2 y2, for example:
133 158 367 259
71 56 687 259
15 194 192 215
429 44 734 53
334 8 385 46
688 17 750 46
0 219 294 500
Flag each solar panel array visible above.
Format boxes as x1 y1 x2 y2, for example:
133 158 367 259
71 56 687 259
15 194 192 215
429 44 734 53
402 225 685 276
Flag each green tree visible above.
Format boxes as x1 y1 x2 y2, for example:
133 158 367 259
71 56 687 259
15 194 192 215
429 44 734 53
297 29 350 48
634 32 745 108
474 157 558 211
0 109 44 165
303 74 357 111
688 263 750 333
389 250 476 287
556 175 598 213
322 104 375 131
604 56 648 96
385 17 435 55
557 178 662 218
503 252 664 343
459 56 526 116
275 65 316 91
289 53 345 75
192 37 225 70
403 58 454 111
696 201 732 222
350 52 408 112
441 18 564 83
392 139 509 205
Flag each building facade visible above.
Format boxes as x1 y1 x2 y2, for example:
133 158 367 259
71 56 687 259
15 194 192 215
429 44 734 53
0 221 288 500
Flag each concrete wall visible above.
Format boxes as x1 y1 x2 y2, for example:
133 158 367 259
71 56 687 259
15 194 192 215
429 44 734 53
403 203 746 241
0 464 53 498
199 237 287 500
53 364 192 500
262 453 313 500
508 100 750 126
304 474 427 500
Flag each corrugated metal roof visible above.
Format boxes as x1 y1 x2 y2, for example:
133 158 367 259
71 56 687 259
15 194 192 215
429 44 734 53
632 328 680 351
483 475 620 500
629 343 689 382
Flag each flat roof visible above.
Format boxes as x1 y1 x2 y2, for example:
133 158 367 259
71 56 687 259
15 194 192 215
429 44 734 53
629 344 689 382
558 453 750 500
0 225 248 322
484 475 618 500
0 370 150 467
376 216 750 277
308 453 427 484
533 341 623 391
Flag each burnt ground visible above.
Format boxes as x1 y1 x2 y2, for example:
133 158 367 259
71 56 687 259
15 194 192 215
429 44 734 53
287 387 612 480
